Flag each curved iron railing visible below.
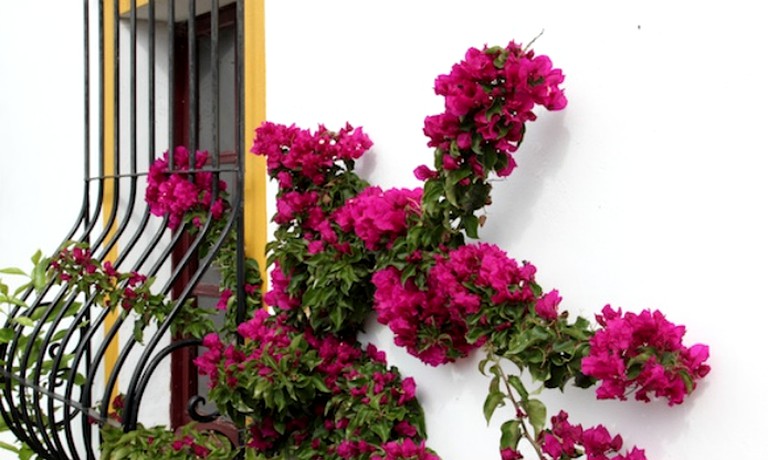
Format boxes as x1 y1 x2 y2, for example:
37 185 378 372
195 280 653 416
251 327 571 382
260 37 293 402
0 1 247 458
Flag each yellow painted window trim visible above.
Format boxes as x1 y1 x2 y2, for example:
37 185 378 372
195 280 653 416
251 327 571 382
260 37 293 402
244 0 267 285
102 0 120 405
119 0 149 15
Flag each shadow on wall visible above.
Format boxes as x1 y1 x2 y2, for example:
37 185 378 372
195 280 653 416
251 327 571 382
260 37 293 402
356 143 379 184
481 110 571 249
542 376 705 457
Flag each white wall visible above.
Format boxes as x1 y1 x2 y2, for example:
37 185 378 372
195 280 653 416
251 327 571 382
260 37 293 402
0 1 83 270
0 0 83 452
2 1 767 459
0 0 83 451
265 1 767 459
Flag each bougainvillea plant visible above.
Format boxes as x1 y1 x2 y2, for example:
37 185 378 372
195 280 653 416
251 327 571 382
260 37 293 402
217 39 707 459
27 39 709 460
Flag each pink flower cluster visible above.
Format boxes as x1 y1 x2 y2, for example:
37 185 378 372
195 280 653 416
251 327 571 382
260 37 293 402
540 411 646 460
195 310 428 456
581 306 711 406
314 339 418 406
145 146 228 230
263 262 301 311
500 447 523 460
192 333 226 389
251 121 373 186
251 122 377 320
419 41 567 180
51 246 98 278
309 332 365 394
335 438 376 459
314 341 424 459
252 122 373 261
247 416 310 452
270 185 346 257
108 394 125 423
373 243 538 366
371 439 440 460
335 186 423 251
171 435 211 458
51 246 148 311
195 309 300 390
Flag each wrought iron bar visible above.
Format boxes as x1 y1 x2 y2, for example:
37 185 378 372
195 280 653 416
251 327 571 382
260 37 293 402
211 0 220 169
168 0 175 162
0 1 248 458
235 0 246 329
188 0 197 152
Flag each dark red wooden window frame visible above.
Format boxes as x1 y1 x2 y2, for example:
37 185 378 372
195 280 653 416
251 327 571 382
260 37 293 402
169 3 238 430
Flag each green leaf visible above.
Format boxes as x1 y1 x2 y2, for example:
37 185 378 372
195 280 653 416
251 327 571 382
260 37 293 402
478 357 490 376
489 376 501 394
13 317 35 328
485 98 504 121
0 328 14 343
530 325 552 342
483 391 505 425
507 326 551 355
73 373 87 386
526 347 546 364
552 339 575 354
507 374 529 402
110 446 132 460
499 420 522 450
680 369 694 394
371 423 390 442
563 317 593 341
488 363 504 379
32 257 50 294
310 375 330 393
445 183 459 208
12 284 31 299
493 52 507 69
329 306 343 331
446 168 472 188
460 182 490 213
31 249 43 266
528 364 551 384
522 398 547 436
18 443 35 460
0 440 19 453
133 322 144 344
0 267 26 276
530 282 543 298
29 304 50 322
466 326 487 345
463 214 479 239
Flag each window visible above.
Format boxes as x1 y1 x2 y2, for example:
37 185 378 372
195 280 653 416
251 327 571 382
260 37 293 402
0 1 265 457
168 3 240 430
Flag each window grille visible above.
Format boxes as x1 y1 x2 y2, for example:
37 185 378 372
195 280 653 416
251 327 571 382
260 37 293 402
0 1 248 458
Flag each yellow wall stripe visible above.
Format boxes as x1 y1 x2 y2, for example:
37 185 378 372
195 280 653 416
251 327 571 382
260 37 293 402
118 0 149 15
103 0 121 403
243 0 268 287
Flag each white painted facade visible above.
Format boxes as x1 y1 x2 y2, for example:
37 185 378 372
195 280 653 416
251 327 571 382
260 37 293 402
3 1 768 458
